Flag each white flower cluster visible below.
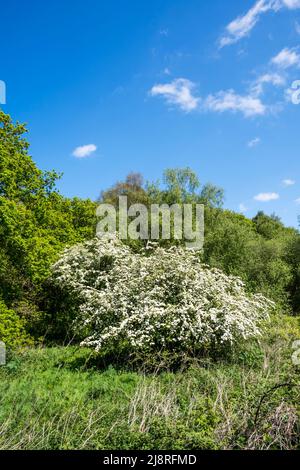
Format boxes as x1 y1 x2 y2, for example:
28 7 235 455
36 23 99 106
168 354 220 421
51 237 274 354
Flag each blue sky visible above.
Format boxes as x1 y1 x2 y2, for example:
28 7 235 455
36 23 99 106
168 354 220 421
1 0 300 227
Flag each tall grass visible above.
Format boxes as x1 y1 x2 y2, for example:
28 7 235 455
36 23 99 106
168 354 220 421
0 316 299 450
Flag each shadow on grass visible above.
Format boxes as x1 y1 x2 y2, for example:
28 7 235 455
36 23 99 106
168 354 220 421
52 343 259 375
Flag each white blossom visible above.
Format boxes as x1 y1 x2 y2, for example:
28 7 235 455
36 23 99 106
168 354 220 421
51 237 274 354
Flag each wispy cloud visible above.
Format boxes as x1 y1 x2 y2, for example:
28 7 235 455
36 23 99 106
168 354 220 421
282 178 296 186
254 192 280 201
271 47 300 69
250 73 286 96
219 1 280 48
149 79 268 117
239 203 248 213
248 137 261 147
247 49 299 108
219 0 300 48
295 197 300 204
204 90 266 117
282 0 300 8
150 78 200 112
72 144 97 159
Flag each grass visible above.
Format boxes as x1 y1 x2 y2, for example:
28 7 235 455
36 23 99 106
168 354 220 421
0 315 300 450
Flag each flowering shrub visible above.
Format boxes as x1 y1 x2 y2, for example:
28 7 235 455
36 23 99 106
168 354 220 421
51 237 274 355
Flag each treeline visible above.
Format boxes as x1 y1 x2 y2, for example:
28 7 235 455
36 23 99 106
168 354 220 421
100 170 300 313
0 111 97 343
0 111 299 346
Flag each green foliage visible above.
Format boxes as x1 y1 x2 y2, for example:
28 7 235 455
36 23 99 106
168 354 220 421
1 108 300 352
101 168 224 208
0 111 97 322
100 172 150 207
204 208 257 276
100 169 299 312
1 106 300 450
253 211 287 240
160 168 224 206
286 233 300 313
0 111 57 202
0 328 299 450
204 207 299 309
0 300 33 348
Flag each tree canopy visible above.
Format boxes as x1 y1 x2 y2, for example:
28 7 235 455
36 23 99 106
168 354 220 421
0 110 299 348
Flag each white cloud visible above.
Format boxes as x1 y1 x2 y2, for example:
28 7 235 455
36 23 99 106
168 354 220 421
204 90 266 117
72 144 97 159
219 0 300 48
282 178 296 186
150 78 200 112
250 73 286 96
248 137 261 147
239 203 248 213
271 47 300 69
295 197 300 204
150 80 269 119
248 50 299 106
219 0 276 48
282 0 300 8
254 192 280 201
